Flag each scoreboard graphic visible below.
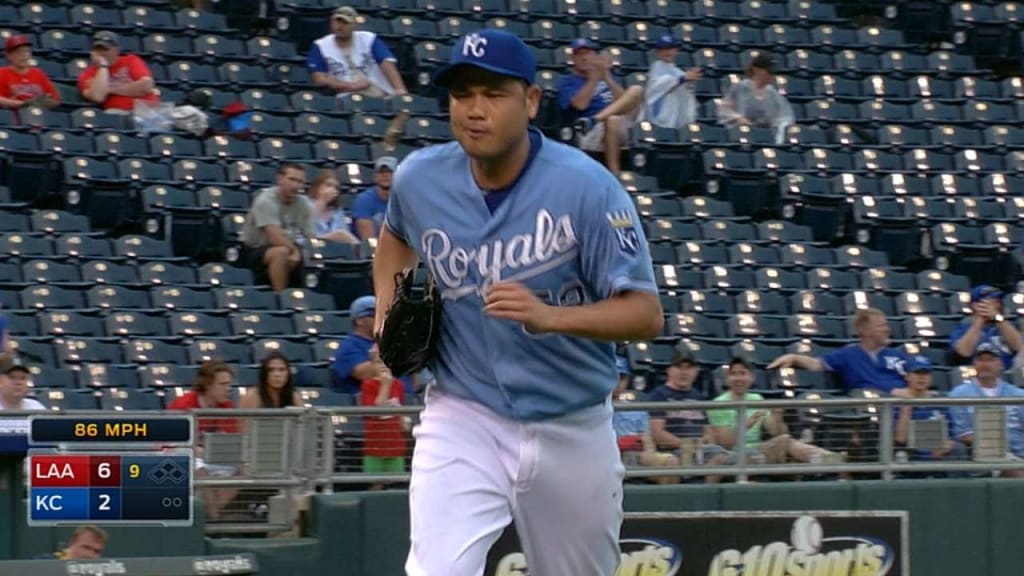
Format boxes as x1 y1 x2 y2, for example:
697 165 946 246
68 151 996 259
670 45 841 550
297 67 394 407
27 415 194 526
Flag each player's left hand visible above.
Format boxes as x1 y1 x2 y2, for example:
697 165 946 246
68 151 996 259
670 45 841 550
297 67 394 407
483 282 554 333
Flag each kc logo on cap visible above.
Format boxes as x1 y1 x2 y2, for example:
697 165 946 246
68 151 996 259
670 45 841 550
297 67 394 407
462 33 488 58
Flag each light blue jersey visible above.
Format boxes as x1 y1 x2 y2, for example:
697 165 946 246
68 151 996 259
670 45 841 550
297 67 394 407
384 129 657 421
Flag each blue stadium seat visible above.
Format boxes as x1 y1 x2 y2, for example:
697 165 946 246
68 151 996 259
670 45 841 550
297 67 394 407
86 284 150 309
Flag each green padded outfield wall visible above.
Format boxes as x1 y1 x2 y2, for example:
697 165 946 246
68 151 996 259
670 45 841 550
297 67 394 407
4 478 1024 575
309 479 1024 576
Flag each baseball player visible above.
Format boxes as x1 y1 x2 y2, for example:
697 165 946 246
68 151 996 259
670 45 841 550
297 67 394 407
372 29 663 576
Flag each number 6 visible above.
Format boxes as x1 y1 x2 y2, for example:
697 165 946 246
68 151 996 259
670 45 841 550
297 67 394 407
98 462 110 479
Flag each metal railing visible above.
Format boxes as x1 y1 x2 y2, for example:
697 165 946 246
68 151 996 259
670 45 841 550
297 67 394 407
4 395 1023 534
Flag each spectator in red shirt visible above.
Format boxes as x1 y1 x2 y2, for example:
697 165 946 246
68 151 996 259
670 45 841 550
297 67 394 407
77 31 158 112
360 357 408 490
0 35 59 110
168 360 239 520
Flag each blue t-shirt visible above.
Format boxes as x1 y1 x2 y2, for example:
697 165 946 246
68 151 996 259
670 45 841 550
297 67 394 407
646 386 707 439
315 208 349 237
949 321 1015 369
383 128 657 421
557 73 615 120
350 187 389 237
613 408 650 439
821 344 909 394
331 333 412 395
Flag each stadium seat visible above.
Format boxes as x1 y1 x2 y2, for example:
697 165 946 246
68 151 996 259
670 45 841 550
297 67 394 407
151 286 215 311
86 285 151 310
105 311 169 337
21 259 82 284
188 339 252 365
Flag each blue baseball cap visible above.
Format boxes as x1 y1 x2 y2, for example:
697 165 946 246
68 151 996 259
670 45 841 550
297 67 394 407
433 29 536 88
571 38 599 52
974 342 1001 359
970 284 1004 303
905 355 932 373
349 295 376 319
655 35 681 49
615 356 631 376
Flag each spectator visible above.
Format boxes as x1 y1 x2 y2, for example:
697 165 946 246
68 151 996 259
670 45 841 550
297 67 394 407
53 525 107 560
0 301 11 365
613 356 679 485
238 163 315 292
360 360 408 490
351 156 396 241
0 35 59 110
768 308 909 394
307 169 360 245
647 346 729 483
78 31 158 112
949 344 1024 477
717 53 794 144
708 358 839 466
0 361 45 411
168 360 240 520
950 285 1021 369
307 7 408 99
891 355 968 470
240 352 301 408
332 295 413 395
168 360 239 434
557 38 642 175
575 35 701 133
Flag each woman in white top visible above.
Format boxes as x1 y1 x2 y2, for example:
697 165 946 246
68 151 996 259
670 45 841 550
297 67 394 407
307 169 360 245
718 53 794 143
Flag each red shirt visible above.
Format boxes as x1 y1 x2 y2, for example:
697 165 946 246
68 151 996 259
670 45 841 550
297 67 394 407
0 66 58 102
77 54 158 111
168 391 239 434
360 379 407 458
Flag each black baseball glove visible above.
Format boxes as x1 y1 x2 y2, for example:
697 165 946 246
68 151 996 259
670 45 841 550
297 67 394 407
376 267 443 377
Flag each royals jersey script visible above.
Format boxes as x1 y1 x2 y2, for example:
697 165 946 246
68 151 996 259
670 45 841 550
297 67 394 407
384 130 658 421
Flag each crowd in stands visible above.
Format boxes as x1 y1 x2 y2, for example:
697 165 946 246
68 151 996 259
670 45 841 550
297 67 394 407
2 0 1024 492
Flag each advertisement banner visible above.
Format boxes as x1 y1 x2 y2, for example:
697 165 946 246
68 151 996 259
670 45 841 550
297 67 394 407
486 511 909 576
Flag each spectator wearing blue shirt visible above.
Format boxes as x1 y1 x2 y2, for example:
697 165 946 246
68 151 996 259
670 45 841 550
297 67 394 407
769 308 909 393
331 295 414 395
950 284 1021 370
949 344 1024 477
556 38 642 175
646 346 730 483
351 156 396 241
308 169 360 245
891 355 968 465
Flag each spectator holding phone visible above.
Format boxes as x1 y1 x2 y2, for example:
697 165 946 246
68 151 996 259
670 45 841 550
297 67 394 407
950 285 1021 369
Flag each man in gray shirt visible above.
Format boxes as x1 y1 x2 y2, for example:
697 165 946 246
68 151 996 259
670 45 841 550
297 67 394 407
240 163 315 291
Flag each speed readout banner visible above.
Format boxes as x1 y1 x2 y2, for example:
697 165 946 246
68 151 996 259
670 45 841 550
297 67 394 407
28 451 193 526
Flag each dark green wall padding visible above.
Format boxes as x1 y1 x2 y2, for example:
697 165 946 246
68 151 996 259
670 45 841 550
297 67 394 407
4 474 1024 576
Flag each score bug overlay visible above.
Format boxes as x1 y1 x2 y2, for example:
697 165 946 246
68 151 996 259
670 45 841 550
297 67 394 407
28 450 194 526
29 415 193 446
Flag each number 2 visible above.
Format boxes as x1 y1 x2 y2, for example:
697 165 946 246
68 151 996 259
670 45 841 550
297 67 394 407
98 494 111 511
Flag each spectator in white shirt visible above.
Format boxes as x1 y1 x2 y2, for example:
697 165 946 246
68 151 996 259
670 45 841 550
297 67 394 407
718 53 794 144
306 6 408 98
0 362 45 411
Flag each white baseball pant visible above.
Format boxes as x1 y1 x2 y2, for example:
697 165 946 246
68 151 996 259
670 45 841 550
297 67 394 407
405 388 625 576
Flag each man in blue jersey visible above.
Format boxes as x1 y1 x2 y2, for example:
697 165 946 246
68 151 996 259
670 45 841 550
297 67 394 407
768 308 909 393
372 29 663 576
350 156 396 241
949 284 1021 369
557 38 642 175
331 295 414 395
949 344 1024 477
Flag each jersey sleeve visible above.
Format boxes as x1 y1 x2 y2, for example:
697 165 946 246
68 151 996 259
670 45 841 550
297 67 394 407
37 70 59 100
819 346 846 373
579 180 658 299
948 322 968 348
556 75 579 111
306 43 328 74
127 55 153 80
383 164 409 243
947 385 974 439
77 66 96 94
332 340 364 387
370 36 396 63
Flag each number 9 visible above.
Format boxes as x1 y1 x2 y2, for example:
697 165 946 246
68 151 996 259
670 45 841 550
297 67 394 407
130 464 140 478
97 462 110 479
